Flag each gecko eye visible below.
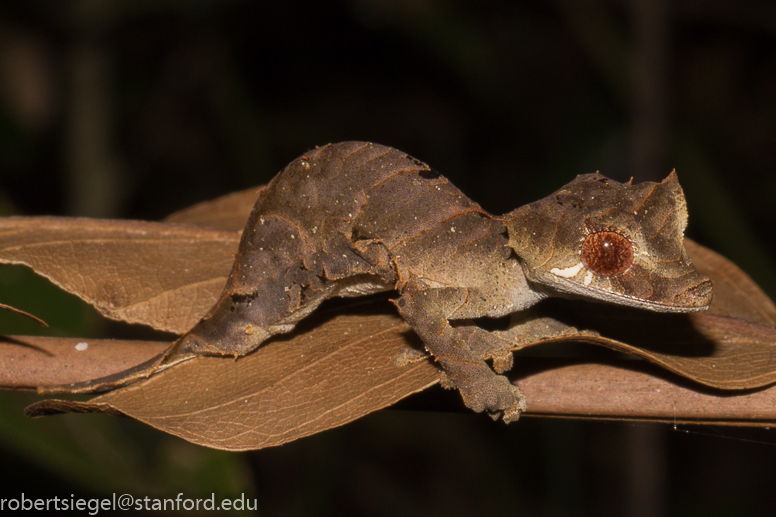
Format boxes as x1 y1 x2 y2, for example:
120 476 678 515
580 231 633 276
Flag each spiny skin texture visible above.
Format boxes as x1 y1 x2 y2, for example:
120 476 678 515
46 142 712 422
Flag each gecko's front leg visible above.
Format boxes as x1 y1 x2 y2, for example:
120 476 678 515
394 287 526 422
458 309 599 374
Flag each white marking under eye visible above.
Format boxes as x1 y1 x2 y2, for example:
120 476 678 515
550 262 584 278
75 342 88 351
583 271 593 286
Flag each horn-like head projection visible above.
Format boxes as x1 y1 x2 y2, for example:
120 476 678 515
502 172 712 312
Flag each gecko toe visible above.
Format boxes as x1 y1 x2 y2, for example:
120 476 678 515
458 375 526 421
393 346 429 367
491 351 514 374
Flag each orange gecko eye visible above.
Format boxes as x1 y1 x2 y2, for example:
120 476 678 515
581 231 633 276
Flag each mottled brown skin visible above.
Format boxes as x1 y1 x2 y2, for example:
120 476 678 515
46 142 713 422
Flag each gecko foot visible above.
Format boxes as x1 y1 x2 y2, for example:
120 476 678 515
457 374 526 423
438 370 456 390
393 346 429 367
491 350 514 374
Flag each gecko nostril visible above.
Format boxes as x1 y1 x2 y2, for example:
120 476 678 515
581 231 634 276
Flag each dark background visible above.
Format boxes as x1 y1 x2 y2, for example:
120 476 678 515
1 0 775 515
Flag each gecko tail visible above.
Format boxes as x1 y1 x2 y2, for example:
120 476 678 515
37 353 163 395
36 339 198 395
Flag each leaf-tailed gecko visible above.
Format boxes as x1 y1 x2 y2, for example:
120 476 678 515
46 142 712 422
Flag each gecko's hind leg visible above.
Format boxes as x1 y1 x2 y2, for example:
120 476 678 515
39 266 336 395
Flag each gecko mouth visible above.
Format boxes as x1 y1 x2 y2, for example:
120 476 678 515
528 269 713 313
578 283 712 313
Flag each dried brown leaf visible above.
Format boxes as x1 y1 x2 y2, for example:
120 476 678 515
0 217 240 333
24 313 776 450
552 309 776 389
517 358 776 426
17 241 776 448
27 310 439 451
685 239 776 325
164 187 263 232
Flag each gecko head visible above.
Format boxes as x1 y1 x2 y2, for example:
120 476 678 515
501 171 712 313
